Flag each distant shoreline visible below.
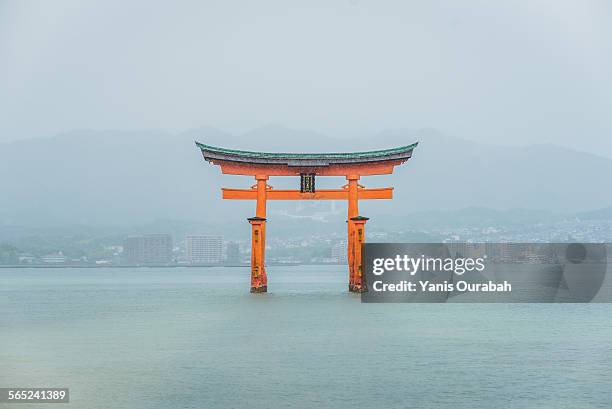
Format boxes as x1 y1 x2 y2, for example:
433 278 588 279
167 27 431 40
0 262 346 269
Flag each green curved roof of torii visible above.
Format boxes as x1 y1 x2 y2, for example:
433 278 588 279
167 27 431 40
195 141 418 167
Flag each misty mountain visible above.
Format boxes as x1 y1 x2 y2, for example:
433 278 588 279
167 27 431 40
1 125 611 226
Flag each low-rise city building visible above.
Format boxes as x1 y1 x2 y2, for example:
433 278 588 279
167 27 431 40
123 234 173 264
186 235 223 264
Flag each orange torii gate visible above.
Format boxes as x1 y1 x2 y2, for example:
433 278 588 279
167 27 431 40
196 142 417 293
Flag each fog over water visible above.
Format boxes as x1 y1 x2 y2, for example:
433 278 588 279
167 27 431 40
1 1 612 157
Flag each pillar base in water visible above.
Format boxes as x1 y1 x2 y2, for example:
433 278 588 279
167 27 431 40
349 284 368 293
250 285 267 293
349 284 367 293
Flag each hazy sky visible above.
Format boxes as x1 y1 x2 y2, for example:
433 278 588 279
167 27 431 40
1 1 611 156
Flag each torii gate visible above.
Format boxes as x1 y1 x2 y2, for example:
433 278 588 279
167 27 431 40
196 141 417 293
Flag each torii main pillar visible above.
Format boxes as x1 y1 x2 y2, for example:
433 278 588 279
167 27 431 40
346 175 360 291
196 141 417 293
248 175 269 292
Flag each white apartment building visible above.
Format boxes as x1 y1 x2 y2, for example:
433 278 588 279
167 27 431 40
186 235 223 264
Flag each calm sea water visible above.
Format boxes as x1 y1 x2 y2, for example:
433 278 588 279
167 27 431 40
1 266 611 409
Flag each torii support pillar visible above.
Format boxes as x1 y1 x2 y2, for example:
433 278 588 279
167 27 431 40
347 175 359 292
350 216 369 293
248 217 267 292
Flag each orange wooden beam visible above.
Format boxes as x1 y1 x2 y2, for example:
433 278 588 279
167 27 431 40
222 187 393 200
214 160 404 176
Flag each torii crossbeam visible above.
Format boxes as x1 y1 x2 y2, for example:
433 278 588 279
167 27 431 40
196 141 418 293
